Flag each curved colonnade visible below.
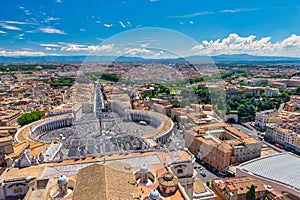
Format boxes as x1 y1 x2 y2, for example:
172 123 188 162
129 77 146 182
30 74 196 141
14 114 73 144
109 100 174 144
15 100 173 151
29 115 73 143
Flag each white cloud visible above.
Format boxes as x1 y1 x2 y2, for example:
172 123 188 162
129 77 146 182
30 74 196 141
154 50 164 57
140 43 149 48
220 8 258 13
168 11 213 18
149 0 159 2
119 21 126 28
59 43 86 51
124 48 152 56
45 47 56 51
192 33 300 57
2 21 29 25
0 50 47 57
104 24 113 28
280 34 300 47
87 44 114 52
40 27 66 34
60 43 114 52
189 21 194 24
58 43 165 57
96 38 105 41
45 17 60 21
40 43 60 47
55 0 62 3
0 24 21 31
121 48 169 58
25 10 31 16
80 28 87 32
0 30 6 34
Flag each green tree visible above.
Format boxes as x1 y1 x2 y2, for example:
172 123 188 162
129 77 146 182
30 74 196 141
101 73 120 82
246 184 256 200
17 111 44 126
206 181 210 187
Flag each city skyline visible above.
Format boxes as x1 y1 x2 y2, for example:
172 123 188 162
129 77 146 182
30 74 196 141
1 0 300 57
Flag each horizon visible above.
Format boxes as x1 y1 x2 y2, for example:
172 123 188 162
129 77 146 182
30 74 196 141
1 0 300 58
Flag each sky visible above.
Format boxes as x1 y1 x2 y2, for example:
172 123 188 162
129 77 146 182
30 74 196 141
1 0 300 57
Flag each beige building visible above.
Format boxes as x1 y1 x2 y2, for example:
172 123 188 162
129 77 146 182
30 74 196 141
290 95 300 107
212 177 267 200
186 124 262 172
254 110 281 131
265 87 279 97
266 123 300 153
0 111 22 126
0 136 14 166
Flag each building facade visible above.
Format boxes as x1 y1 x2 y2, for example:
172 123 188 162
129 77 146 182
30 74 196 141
211 177 267 200
0 136 14 166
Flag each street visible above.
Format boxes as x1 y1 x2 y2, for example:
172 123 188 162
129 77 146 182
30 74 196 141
194 161 218 183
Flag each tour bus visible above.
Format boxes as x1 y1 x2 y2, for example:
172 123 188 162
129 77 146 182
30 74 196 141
139 121 147 126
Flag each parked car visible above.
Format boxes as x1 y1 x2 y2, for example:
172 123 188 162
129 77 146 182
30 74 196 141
200 172 206 177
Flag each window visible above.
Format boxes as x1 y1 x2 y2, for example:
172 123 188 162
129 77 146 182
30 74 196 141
177 169 183 174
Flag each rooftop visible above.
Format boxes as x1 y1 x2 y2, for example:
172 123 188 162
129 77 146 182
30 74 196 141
238 153 300 191
213 177 266 195
194 179 207 194
73 162 139 200
0 136 13 143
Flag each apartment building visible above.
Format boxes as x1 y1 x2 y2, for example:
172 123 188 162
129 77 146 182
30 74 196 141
254 110 281 131
211 177 267 200
0 136 14 166
0 111 22 126
265 87 280 97
290 95 300 107
186 124 262 172
265 123 300 153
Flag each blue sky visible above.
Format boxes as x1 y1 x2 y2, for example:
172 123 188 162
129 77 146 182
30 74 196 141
1 0 300 57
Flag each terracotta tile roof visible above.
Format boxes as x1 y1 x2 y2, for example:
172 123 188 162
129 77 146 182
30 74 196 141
224 126 248 139
0 136 13 143
2 164 45 180
194 179 207 194
173 150 192 162
74 162 139 200
5 142 29 159
223 177 266 195
199 123 227 129
227 183 236 191
158 172 179 187
230 140 243 146
243 138 260 144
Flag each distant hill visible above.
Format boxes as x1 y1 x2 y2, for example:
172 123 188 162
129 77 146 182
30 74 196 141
0 54 300 63
185 54 300 62
211 54 300 62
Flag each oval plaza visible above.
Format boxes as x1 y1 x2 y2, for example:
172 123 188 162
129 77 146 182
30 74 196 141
15 83 174 161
